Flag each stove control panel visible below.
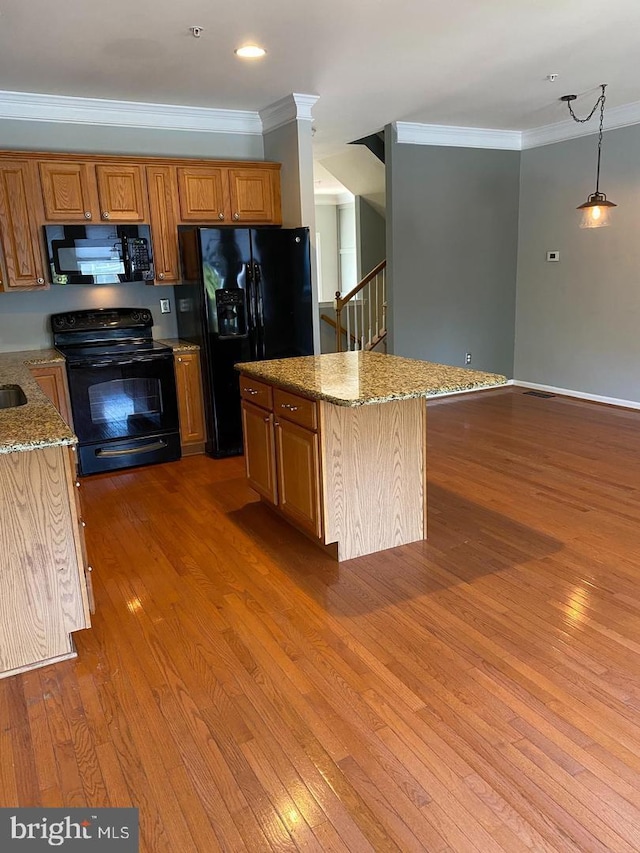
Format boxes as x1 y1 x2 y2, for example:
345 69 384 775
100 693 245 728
52 308 153 332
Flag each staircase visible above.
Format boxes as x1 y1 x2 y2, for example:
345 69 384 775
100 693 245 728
331 260 387 352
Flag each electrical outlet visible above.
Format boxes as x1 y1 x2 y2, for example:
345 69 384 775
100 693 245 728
159 298 171 314
465 352 472 365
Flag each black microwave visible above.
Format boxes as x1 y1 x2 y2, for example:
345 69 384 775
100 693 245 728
43 224 154 284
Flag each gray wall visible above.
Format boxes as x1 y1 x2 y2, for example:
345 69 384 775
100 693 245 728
515 124 640 402
0 119 265 352
356 196 385 280
386 136 520 376
315 204 339 303
0 283 178 351
0 118 263 159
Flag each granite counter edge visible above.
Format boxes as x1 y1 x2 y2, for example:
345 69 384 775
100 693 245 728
236 365 508 407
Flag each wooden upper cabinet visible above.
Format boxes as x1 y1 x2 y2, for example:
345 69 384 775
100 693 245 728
228 167 281 224
95 164 147 222
146 165 180 283
0 151 283 291
176 164 281 225
39 161 97 222
177 167 229 222
39 160 147 223
0 160 47 290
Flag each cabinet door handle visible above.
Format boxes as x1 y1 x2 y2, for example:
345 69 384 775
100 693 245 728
177 357 183 362
84 211 92 219
87 565 93 572
102 211 110 220
218 212 225 220
158 272 165 280
273 420 280 427
263 415 270 423
281 403 298 412
233 212 240 221
246 388 258 395
75 480 81 488
37 277 45 284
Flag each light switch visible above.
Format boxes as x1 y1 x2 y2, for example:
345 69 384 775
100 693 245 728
160 298 171 314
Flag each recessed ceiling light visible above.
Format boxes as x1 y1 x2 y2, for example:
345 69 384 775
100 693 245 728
235 44 266 59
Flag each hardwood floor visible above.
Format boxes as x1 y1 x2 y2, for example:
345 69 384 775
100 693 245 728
2 386 640 851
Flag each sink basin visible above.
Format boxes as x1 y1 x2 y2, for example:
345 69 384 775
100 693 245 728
0 384 28 409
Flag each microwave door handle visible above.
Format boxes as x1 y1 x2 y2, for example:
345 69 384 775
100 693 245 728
121 236 131 280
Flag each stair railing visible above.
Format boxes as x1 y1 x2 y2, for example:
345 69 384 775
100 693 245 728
334 260 387 352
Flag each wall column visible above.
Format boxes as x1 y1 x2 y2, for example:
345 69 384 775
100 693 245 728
261 95 320 353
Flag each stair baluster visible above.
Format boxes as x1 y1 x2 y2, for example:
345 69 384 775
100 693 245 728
334 260 387 353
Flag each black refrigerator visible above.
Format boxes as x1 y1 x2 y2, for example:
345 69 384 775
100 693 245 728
176 226 314 457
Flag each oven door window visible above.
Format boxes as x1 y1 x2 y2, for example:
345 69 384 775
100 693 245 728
88 377 162 435
68 357 179 443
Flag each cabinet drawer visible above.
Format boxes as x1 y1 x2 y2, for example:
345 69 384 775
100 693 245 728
273 389 317 431
240 375 273 410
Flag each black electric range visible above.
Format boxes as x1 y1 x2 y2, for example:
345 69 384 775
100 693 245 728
52 308 181 475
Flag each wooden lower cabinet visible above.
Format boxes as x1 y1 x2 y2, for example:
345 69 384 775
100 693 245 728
29 362 73 428
241 379 323 542
274 417 322 538
242 401 277 503
0 445 91 678
240 372 427 561
174 352 206 455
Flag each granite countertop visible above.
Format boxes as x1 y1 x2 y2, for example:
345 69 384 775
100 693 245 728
237 351 507 407
0 349 75 454
157 339 200 353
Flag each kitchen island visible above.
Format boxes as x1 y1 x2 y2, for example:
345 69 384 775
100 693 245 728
237 351 506 560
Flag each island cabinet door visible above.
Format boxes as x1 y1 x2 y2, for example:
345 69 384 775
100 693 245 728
242 401 277 504
274 417 322 539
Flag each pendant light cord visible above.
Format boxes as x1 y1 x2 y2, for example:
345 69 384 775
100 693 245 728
565 84 607 195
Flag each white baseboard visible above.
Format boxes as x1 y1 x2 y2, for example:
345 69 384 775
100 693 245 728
514 380 640 412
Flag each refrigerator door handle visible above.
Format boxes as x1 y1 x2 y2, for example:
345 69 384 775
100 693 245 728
244 261 260 360
253 262 266 359
244 262 256 325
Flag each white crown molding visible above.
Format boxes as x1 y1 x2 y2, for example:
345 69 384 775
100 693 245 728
521 98 640 149
260 93 319 134
393 121 521 150
2 88 639 149
396 96 640 152
0 90 263 135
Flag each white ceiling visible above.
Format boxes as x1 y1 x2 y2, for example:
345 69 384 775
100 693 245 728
0 0 639 157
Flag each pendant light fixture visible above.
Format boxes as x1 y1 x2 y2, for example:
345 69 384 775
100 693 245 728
560 84 616 228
